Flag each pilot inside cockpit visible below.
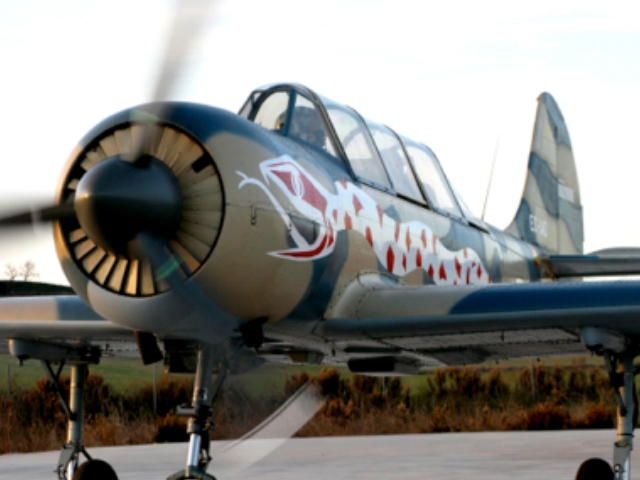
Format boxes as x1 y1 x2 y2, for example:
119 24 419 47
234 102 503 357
275 106 327 150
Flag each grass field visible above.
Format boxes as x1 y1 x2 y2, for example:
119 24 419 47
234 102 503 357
0 353 602 394
0 354 337 400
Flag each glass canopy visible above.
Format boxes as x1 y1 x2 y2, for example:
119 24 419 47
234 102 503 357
239 83 478 223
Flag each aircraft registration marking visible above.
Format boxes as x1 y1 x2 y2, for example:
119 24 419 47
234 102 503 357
237 156 490 285
529 214 548 238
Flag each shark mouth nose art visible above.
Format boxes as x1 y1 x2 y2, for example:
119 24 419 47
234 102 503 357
238 155 490 285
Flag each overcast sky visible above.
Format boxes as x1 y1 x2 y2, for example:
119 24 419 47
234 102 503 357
1 0 639 284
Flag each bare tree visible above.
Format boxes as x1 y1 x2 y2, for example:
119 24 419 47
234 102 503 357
19 261 39 281
4 263 19 281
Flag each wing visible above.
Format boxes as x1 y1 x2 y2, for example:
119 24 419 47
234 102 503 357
317 279 640 367
0 295 137 357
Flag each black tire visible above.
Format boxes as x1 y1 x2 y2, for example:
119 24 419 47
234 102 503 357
575 457 613 480
73 459 119 480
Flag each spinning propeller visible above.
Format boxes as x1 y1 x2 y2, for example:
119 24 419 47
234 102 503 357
0 0 324 469
0 0 217 305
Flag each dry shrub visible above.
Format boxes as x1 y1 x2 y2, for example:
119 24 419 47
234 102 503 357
567 369 587 398
323 398 354 420
429 368 447 398
386 377 403 401
154 414 189 443
581 402 615 429
352 374 378 395
138 376 193 417
485 369 508 400
0 362 627 453
514 401 570 430
85 413 156 446
83 374 118 418
458 367 482 399
0 372 161 453
284 371 309 396
428 403 452 432
315 368 345 398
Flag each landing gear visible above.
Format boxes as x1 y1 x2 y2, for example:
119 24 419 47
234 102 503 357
168 345 228 480
578 328 639 480
40 347 118 480
576 458 614 480
40 360 90 479
41 357 118 480
7 338 118 480
605 353 638 480
72 459 118 480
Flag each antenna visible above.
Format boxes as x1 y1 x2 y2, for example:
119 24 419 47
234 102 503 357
481 136 500 221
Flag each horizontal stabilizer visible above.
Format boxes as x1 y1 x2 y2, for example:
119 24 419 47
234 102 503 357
540 248 640 278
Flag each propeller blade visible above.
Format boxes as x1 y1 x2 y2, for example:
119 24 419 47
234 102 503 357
133 232 187 293
215 381 324 474
0 203 75 227
133 232 238 344
151 0 216 103
130 0 216 164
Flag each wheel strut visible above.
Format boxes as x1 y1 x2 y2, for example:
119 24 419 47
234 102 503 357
603 352 637 480
41 361 93 480
168 345 228 480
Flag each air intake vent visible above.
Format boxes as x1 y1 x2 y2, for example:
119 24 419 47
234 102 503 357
60 124 223 297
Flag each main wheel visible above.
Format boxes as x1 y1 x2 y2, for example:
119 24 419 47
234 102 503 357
575 457 613 480
73 459 118 480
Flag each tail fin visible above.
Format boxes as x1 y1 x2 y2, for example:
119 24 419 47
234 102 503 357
505 92 584 255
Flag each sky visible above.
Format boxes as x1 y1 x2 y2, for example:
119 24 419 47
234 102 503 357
0 0 639 285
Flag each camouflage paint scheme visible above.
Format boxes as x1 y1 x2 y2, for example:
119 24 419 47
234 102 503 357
4 82 640 480
4 83 640 373
505 93 583 256
9 81 600 373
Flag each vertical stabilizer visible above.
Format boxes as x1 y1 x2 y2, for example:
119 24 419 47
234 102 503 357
505 93 583 254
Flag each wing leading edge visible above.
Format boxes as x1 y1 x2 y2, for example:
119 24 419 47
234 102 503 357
0 295 136 356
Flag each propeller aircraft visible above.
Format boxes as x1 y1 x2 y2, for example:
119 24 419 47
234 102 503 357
3 4 640 480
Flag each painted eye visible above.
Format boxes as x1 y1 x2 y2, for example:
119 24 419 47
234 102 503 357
292 171 305 198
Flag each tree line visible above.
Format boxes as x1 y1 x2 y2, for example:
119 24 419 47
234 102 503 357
4 261 39 281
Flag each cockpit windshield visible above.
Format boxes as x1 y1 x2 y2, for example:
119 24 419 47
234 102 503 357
240 87 337 156
252 90 288 131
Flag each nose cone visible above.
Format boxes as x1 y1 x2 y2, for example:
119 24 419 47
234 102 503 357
74 155 183 256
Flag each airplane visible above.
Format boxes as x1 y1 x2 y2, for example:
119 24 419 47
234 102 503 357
1 82 639 480
3 8 640 480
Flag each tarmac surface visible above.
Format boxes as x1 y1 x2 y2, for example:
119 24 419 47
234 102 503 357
0 429 635 480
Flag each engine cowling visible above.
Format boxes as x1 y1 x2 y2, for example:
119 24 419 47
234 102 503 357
53 102 324 342
57 118 222 298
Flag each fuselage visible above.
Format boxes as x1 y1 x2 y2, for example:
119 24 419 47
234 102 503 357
53 84 545 351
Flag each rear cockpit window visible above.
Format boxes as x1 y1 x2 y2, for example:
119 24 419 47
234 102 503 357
367 121 424 202
402 139 462 218
324 102 391 189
